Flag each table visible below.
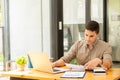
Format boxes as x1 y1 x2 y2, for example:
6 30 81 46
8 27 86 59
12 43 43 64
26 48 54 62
0 68 120 80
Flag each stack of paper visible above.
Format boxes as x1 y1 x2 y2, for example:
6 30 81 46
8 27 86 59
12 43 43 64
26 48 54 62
65 63 85 72
61 63 86 78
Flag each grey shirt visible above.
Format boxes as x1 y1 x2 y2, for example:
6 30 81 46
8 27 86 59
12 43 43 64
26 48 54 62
61 39 112 65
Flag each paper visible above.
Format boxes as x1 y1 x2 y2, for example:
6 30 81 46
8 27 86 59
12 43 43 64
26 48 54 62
65 63 85 71
4 70 31 75
61 71 86 78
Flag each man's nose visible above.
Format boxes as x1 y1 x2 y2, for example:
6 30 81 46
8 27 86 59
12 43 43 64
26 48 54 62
86 37 90 41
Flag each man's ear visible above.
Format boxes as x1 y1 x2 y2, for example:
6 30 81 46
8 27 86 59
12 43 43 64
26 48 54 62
97 33 100 39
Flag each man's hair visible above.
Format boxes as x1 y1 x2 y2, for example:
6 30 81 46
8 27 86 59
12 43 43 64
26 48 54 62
85 21 99 34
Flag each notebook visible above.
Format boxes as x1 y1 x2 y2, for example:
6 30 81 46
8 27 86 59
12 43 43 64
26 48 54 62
28 52 68 73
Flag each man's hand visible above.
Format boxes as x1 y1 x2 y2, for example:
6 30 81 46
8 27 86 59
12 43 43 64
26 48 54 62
102 59 111 70
51 59 65 68
84 58 102 70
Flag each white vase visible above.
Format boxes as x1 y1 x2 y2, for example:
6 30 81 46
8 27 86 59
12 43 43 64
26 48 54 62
17 64 25 71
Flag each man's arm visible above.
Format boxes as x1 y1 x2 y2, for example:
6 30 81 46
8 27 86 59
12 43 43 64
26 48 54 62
102 45 112 69
52 59 65 67
84 58 102 70
84 58 112 70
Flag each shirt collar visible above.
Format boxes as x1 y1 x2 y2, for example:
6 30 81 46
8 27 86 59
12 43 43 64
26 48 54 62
83 39 98 48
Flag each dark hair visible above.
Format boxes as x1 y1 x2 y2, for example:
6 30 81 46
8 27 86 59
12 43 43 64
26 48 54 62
85 21 99 34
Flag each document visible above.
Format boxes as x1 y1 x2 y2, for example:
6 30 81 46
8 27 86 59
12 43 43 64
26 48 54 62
65 63 85 71
61 71 86 78
61 63 86 78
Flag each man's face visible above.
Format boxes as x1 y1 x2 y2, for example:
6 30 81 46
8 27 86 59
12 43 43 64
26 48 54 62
85 29 98 45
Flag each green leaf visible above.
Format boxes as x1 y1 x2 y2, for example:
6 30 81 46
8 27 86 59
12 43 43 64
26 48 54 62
16 56 27 65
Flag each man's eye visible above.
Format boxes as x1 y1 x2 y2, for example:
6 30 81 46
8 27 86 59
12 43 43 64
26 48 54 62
90 36 94 37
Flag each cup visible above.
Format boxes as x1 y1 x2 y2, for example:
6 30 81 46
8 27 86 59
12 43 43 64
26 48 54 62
4 60 17 71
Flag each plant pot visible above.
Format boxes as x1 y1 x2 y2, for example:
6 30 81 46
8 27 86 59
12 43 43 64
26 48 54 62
17 64 25 71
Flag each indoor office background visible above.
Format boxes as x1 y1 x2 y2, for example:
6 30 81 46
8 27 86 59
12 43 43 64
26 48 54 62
0 0 120 78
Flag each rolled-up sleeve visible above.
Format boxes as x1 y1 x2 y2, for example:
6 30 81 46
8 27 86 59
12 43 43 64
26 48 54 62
103 45 112 64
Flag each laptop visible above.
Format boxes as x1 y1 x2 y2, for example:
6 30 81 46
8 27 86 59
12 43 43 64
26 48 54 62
28 52 68 73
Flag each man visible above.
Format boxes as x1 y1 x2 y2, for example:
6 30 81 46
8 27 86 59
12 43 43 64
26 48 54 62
52 21 112 70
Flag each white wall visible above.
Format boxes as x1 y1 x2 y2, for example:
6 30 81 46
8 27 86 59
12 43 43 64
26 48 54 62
9 0 42 60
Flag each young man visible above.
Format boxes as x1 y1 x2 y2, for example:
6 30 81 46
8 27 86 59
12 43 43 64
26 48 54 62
52 21 112 70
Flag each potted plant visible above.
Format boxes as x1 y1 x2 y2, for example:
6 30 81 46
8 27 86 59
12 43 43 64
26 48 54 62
15 56 27 71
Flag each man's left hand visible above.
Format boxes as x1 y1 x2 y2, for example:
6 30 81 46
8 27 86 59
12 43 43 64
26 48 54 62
84 58 102 70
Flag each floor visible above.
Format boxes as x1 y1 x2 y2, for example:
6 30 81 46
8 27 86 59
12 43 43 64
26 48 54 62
0 62 120 80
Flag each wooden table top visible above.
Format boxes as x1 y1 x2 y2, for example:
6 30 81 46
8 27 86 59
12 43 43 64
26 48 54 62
0 68 120 80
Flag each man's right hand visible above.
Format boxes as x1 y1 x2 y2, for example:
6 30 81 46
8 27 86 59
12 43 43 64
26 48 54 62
52 59 65 67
